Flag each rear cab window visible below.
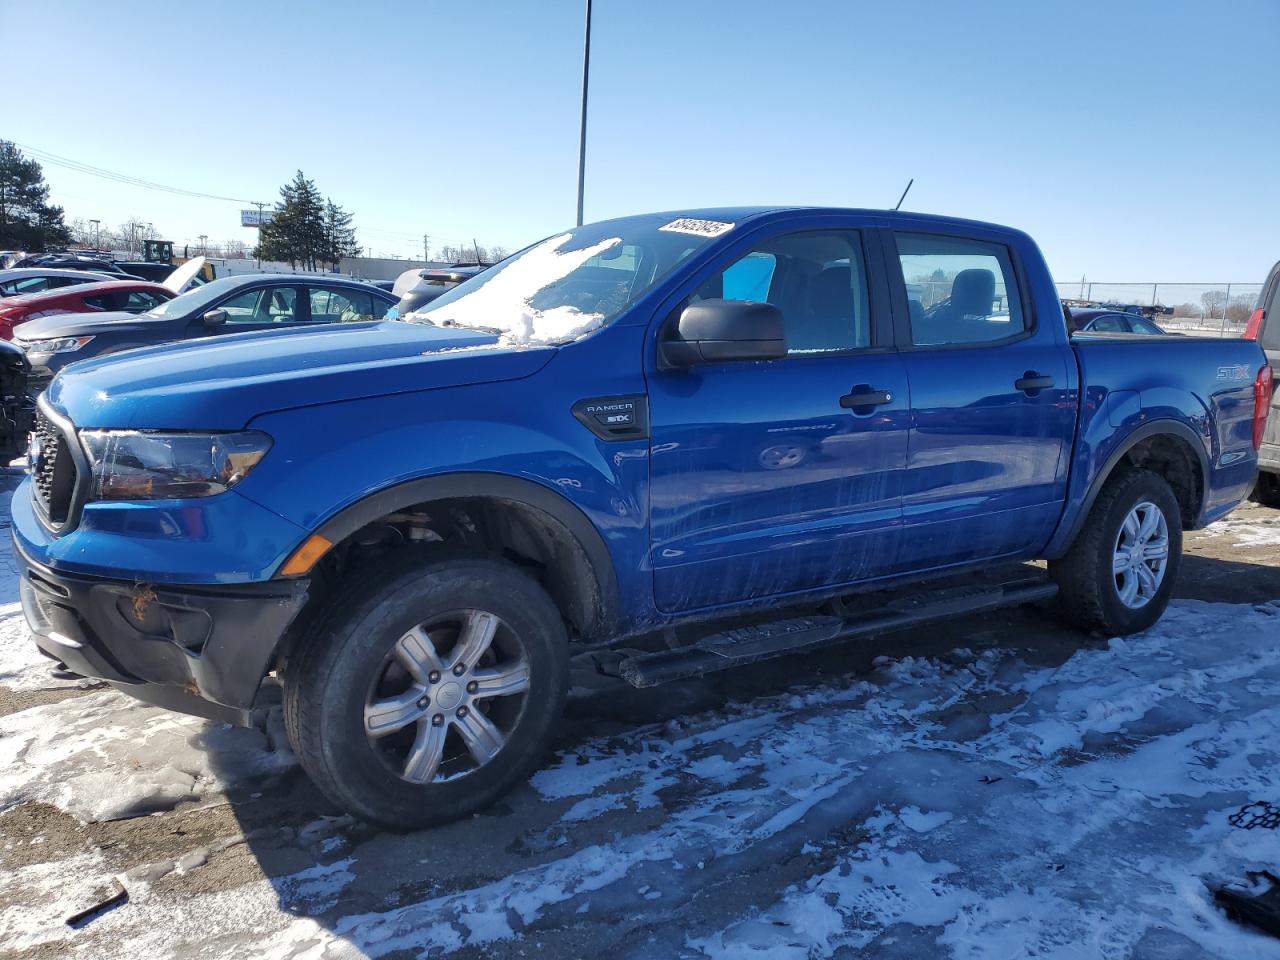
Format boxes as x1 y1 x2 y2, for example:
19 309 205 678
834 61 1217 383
893 232 1026 347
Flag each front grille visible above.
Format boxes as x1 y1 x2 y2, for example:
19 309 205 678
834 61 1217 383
32 409 78 526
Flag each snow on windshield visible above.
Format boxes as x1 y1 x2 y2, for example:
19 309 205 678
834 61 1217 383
411 233 622 346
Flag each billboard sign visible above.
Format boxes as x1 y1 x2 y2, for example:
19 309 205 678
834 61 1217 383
241 209 274 227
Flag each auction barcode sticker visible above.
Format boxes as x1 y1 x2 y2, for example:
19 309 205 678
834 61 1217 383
659 218 735 238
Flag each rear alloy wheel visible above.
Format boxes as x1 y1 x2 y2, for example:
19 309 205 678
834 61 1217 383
284 556 568 829
1050 469 1182 635
1110 501 1170 610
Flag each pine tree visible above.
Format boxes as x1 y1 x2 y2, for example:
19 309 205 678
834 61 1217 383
0 140 71 251
321 198 360 269
255 170 326 269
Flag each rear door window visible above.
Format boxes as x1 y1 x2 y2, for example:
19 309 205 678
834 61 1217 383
309 286 377 323
1089 314 1126 332
1128 317 1163 334
81 293 116 311
124 291 166 311
894 233 1026 346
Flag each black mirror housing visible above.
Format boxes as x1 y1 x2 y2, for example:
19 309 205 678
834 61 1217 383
662 299 786 367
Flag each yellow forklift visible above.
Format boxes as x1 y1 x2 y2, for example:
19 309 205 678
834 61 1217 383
141 239 217 283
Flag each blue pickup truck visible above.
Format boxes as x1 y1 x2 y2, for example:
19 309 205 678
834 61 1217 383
12 208 1271 828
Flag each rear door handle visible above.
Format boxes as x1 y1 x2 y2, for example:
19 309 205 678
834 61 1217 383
840 386 894 411
1014 373 1055 393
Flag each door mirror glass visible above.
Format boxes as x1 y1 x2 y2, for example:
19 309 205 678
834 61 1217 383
202 308 228 327
661 298 786 367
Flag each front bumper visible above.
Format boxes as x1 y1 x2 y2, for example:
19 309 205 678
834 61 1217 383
15 536 309 723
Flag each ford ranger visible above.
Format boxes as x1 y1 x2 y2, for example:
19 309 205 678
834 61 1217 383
11 208 1271 828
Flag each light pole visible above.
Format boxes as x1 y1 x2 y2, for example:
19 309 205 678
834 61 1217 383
575 0 592 227
89 219 100 253
198 234 208 257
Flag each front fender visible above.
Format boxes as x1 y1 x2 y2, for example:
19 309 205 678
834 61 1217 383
235 333 651 628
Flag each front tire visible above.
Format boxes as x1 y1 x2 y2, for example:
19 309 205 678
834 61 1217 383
283 555 568 829
1050 469 1182 635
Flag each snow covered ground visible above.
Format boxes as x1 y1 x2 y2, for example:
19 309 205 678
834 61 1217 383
1 490 1279 959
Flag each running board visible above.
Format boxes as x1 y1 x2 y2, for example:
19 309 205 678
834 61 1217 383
619 578 1058 688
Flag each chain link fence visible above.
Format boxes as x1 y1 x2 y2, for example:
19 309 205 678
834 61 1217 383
1053 281 1262 336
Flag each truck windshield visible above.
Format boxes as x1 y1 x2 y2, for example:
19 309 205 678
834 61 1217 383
410 214 730 344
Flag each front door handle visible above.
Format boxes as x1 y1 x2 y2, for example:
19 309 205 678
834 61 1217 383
1014 372 1055 393
840 385 894 411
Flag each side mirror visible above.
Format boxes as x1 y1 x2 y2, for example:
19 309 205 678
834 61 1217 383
202 309 228 328
660 299 787 368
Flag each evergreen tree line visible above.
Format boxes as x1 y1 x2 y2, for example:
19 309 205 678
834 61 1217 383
0 140 71 251
254 170 361 271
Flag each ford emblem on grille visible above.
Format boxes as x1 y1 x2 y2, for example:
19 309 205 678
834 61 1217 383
27 434 44 476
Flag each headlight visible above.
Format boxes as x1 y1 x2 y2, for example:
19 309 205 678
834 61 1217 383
26 335 94 355
79 430 272 500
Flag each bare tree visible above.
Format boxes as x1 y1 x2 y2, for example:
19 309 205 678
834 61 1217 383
1200 289 1227 320
118 217 151 258
1225 294 1255 325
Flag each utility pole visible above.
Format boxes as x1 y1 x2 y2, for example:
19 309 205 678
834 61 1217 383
253 201 267 269
423 234 430 262
575 0 592 227
89 219 100 252
198 234 208 257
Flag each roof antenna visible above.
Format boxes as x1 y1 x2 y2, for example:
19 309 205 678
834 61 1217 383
473 237 481 263
893 178 914 211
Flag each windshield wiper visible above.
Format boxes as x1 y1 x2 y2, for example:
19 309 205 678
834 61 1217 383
436 318 503 335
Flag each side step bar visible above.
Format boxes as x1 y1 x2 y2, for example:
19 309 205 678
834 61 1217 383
619 578 1058 688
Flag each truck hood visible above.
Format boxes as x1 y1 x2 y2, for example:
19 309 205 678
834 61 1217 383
46 320 554 430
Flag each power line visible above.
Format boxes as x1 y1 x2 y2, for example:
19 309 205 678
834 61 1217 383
13 141 263 205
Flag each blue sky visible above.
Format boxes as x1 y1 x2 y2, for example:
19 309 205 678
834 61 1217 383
5 0 1277 279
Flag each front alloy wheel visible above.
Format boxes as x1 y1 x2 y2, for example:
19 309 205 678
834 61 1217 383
365 610 530 783
283 556 569 829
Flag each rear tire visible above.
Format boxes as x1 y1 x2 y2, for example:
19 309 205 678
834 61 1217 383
1050 469 1182 636
1252 472 1280 508
283 554 568 829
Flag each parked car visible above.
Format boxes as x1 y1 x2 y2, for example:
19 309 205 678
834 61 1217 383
0 267 116 297
13 273 397 391
12 207 1269 829
0 339 34 460
9 254 142 279
391 263 490 316
110 260 217 286
1246 261 1280 505
1069 307 1168 335
0 280 175 340
109 261 176 284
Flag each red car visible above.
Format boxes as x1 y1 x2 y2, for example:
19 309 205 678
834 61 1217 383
0 280 175 340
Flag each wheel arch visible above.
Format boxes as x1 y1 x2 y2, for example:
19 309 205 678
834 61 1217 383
1047 419 1209 559
304 472 621 643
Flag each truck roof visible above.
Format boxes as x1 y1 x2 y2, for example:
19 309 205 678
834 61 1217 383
611 206 1032 238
